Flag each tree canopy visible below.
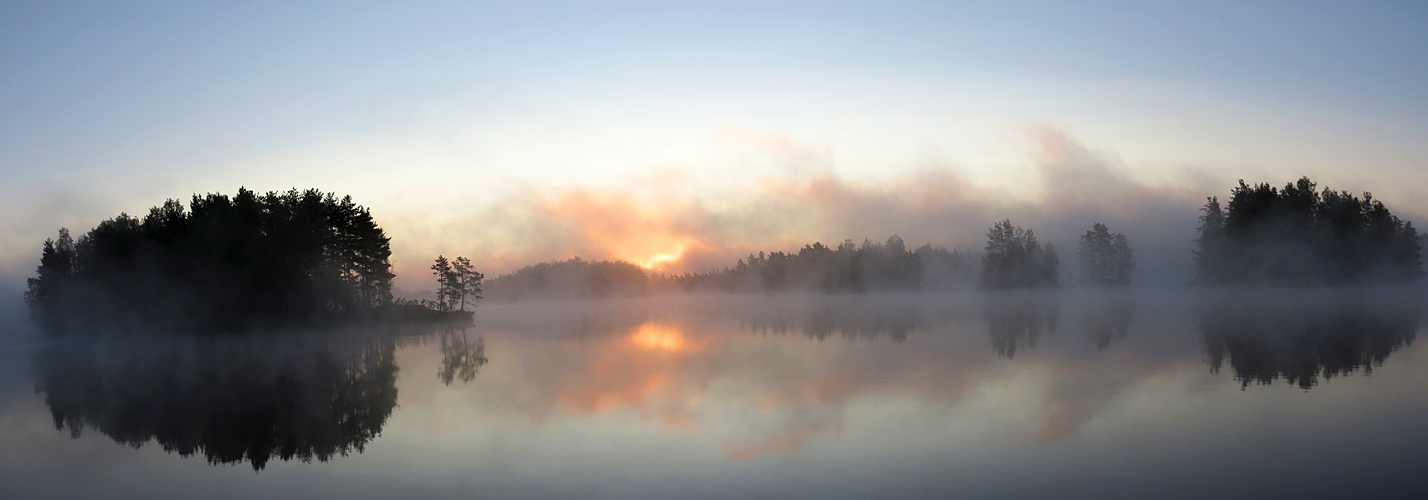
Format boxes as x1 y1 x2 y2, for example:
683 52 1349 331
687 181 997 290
1077 222 1133 286
25 188 398 333
980 220 1059 289
431 256 484 311
1194 177 1422 285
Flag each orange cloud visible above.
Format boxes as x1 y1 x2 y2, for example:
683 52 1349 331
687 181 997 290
384 124 1214 291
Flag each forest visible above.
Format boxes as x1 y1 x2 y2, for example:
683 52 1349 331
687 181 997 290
1194 177 1422 285
482 236 978 300
484 176 1420 298
660 235 964 293
23 188 463 334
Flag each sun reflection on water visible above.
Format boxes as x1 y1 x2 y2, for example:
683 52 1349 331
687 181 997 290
629 323 692 352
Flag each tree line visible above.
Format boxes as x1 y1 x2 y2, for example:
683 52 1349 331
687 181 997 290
661 235 958 293
1194 177 1422 285
21 188 480 334
24 189 402 333
480 236 979 300
479 222 1133 297
483 257 650 300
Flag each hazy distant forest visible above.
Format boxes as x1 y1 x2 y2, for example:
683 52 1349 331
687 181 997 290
485 176 1420 299
22 177 1426 331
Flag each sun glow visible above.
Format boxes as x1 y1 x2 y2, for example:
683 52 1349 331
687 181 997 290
633 248 685 270
629 324 692 352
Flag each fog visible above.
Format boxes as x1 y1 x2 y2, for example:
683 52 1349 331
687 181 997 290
4 126 1427 341
387 126 1218 288
8 288 1425 487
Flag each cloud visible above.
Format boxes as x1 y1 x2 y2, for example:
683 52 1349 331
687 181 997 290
386 125 1213 288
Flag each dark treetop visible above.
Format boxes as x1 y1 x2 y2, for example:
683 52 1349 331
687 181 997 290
980 220 1059 289
1077 222 1133 286
25 188 400 333
1194 177 1422 285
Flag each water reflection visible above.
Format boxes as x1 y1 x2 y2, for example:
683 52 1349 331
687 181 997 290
31 333 403 470
437 330 488 385
17 290 1427 484
1080 300 1135 350
1199 294 1421 390
983 296 1060 358
735 297 924 342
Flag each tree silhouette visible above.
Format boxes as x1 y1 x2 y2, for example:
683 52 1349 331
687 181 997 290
452 257 484 311
1194 177 1422 285
1193 196 1230 284
485 257 649 300
484 235 971 299
1077 223 1133 286
431 256 456 311
24 188 400 333
980 220 1059 289
659 235 934 294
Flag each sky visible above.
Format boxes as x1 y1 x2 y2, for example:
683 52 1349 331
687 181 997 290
2 0 1427 302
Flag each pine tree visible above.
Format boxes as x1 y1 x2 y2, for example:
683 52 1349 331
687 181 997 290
1194 197 1227 284
451 256 484 311
1078 222 1133 286
431 256 454 312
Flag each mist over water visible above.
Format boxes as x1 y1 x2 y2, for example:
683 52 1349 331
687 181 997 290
3 289 1425 499
7 2 1428 498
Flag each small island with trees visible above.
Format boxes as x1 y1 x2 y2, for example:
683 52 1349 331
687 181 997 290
1194 177 1421 285
24 188 476 334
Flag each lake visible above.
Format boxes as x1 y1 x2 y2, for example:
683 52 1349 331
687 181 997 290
2 289 1425 499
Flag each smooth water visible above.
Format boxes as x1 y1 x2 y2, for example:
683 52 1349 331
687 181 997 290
2 290 1426 499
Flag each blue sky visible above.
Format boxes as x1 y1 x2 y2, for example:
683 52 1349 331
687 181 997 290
2 1 1426 291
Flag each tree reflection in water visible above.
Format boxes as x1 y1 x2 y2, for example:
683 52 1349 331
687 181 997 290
1200 294 1421 389
438 329 488 385
1080 300 1134 350
983 296 1060 358
31 334 400 470
738 298 924 342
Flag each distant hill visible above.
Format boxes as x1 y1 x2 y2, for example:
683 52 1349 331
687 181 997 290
485 258 649 301
486 236 977 301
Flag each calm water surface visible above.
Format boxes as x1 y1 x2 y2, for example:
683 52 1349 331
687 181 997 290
2 290 1425 499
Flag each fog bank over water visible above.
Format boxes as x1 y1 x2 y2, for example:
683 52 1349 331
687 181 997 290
3 127 1426 336
4 288 1427 498
384 127 1227 288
